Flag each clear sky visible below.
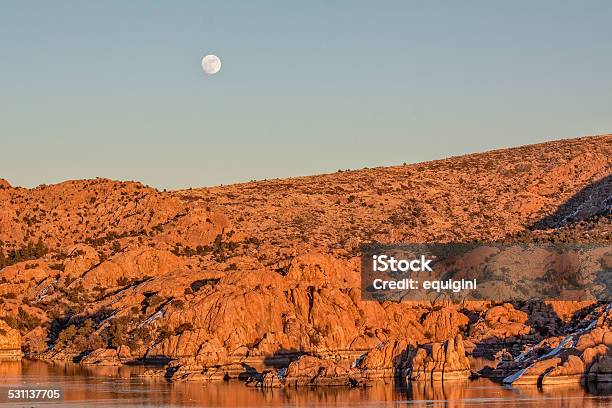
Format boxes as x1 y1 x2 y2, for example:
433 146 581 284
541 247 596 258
1 1 611 190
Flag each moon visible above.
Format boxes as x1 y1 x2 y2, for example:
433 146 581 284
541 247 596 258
201 54 221 75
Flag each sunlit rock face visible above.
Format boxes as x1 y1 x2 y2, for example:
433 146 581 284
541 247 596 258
0 319 22 360
408 334 471 381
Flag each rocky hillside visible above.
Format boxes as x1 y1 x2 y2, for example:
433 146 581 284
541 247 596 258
0 134 610 386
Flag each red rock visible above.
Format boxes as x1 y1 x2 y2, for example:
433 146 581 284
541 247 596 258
261 370 283 388
78 248 185 289
282 355 361 387
357 339 414 378
545 301 595 322
285 252 358 288
582 344 608 368
421 307 469 342
408 334 471 381
63 244 100 277
541 355 585 385
575 327 611 351
0 179 11 189
80 348 129 366
1 135 611 386
471 303 531 341
147 330 218 360
511 358 561 385
0 320 21 360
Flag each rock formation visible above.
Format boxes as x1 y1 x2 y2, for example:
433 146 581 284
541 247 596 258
470 304 531 343
407 334 471 381
0 134 611 387
80 346 132 366
357 339 414 379
0 319 22 360
249 355 363 387
282 355 361 387
497 303 611 386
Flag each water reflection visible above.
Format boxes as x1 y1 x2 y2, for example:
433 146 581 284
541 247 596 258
0 360 609 407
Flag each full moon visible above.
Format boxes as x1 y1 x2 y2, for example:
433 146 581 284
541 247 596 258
201 54 221 75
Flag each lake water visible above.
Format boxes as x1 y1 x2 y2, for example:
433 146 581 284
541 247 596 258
0 360 610 407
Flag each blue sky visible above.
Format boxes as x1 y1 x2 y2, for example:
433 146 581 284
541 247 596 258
1 1 611 190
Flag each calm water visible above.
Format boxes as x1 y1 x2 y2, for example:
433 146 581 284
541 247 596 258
0 360 610 407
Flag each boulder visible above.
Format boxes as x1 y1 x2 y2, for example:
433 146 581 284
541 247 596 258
545 301 595 322
194 338 229 366
575 327 612 351
541 355 585 385
157 208 231 248
582 344 608 368
471 303 531 341
421 307 469 342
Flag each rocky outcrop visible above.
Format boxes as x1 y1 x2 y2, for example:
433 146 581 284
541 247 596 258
282 355 362 387
156 208 232 248
511 357 562 385
407 334 471 381
80 346 132 366
63 244 100 277
248 355 363 387
353 334 472 382
540 355 585 385
78 248 185 289
0 262 51 287
470 303 531 342
256 369 284 388
0 179 11 189
146 330 222 361
575 327 612 351
499 305 611 386
357 339 413 378
546 301 596 322
285 253 358 288
421 307 469 342
168 361 248 382
0 320 22 360
154 336 230 368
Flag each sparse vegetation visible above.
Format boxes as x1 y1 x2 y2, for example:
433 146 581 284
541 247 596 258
0 239 48 269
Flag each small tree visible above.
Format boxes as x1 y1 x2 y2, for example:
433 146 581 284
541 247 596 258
108 316 130 348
